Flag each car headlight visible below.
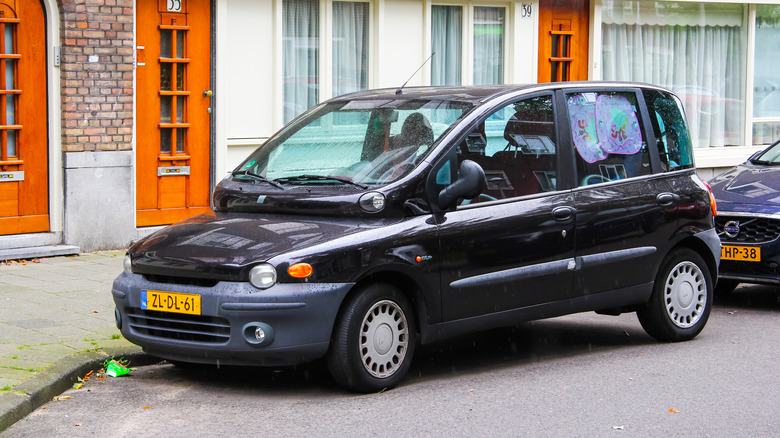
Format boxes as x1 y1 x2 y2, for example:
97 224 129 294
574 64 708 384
249 264 277 289
123 255 133 276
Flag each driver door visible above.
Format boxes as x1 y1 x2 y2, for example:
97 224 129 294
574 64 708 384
437 94 576 321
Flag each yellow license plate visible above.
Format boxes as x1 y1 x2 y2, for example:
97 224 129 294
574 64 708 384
721 245 761 262
142 290 201 315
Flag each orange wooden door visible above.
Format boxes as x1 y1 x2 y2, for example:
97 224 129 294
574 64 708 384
136 0 212 227
538 0 589 83
0 0 48 235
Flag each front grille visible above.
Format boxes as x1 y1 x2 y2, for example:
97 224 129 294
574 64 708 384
143 274 219 288
716 216 780 244
127 308 230 344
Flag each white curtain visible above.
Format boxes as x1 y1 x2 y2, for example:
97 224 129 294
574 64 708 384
473 7 504 86
602 22 745 148
431 5 462 86
753 5 780 145
283 0 319 123
333 2 368 97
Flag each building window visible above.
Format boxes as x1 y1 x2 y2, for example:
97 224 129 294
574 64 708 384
753 4 780 145
601 1 746 149
473 6 505 85
431 5 462 86
283 0 319 123
333 2 369 97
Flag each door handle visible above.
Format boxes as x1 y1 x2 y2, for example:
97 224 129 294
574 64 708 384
203 90 213 97
552 206 575 220
656 193 676 207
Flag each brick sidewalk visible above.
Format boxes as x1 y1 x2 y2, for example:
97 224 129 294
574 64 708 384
0 252 135 391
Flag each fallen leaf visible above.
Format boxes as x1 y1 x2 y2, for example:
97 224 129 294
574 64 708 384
42 406 47 410
668 408 679 413
73 383 83 390
52 395 73 401
142 406 151 410
74 423 82 427
92 310 99 313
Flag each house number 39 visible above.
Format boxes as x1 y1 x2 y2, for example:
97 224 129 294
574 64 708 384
521 4 532 18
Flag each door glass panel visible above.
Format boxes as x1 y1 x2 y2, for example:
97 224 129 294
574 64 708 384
160 30 171 58
458 95 557 202
176 30 184 58
160 96 171 123
566 91 652 184
176 65 185 90
176 129 185 153
160 129 171 153
160 64 172 90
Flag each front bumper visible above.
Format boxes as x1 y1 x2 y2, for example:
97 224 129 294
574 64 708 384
112 273 353 366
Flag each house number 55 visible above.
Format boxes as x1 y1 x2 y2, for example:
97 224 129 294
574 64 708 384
168 0 182 12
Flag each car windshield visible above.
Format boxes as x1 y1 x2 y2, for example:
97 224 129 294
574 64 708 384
236 98 473 187
751 139 780 165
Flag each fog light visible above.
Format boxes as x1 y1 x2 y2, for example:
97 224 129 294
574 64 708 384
114 308 122 330
249 264 276 289
242 322 275 346
254 327 266 343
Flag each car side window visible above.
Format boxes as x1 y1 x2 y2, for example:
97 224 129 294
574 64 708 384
566 91 651 187
643 90 695 171
457 95 557 203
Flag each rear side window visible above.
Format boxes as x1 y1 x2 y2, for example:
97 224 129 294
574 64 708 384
566 91 651 187
643 90 695 171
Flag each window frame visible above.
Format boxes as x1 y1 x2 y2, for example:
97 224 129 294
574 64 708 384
427 1 511 87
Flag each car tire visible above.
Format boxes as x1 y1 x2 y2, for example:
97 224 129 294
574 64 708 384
327 283 416 393
714 279 739 295
637 248 713 342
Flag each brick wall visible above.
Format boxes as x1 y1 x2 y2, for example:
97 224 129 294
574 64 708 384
59 0 134 152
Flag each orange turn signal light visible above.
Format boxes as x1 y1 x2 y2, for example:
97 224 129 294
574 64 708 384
288 263 313 278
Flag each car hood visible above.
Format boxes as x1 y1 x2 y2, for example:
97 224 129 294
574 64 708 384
129 212 403 281
709 163 780 215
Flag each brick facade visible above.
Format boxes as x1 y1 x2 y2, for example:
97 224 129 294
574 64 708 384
59 0 134 152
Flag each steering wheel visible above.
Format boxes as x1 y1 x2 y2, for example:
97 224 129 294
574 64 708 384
461 193 498 205
580 174 611 186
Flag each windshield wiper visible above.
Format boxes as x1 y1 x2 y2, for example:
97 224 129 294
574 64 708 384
231 170 285 190
275 174 368 189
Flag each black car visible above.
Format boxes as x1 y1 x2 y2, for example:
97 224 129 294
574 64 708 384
709 138 780 293
113 82 720 392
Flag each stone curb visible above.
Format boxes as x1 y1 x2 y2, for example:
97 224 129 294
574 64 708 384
0 347 158 432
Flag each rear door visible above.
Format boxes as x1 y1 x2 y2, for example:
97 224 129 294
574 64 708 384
563 88 677 299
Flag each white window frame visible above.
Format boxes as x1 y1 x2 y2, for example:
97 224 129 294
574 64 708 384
426 1 512 86
591 0 780 170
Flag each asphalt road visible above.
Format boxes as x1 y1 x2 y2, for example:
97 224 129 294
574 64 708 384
4 286 779 437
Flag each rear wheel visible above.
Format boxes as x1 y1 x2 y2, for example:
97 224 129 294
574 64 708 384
327 283 416 393
637 248 713 342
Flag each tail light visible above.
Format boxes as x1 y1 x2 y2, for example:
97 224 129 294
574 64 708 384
703 181 717 217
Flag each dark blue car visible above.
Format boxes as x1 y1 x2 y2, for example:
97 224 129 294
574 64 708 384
710 139 780 293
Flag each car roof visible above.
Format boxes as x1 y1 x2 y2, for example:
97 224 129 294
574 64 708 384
331 81 673 104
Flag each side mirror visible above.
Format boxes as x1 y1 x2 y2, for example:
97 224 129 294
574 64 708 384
437 160 485 211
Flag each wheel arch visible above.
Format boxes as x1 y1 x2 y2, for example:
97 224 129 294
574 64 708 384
668 234 719 284
339 268 433 342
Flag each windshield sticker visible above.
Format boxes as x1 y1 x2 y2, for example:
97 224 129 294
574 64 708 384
567 95 605 163
595 95 642 155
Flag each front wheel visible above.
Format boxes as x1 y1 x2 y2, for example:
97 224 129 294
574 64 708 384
327 283 416 393
637 248 713 342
